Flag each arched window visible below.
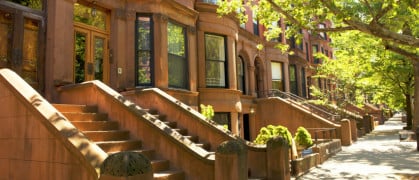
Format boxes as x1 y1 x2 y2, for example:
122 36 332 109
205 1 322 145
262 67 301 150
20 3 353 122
237 56 245 94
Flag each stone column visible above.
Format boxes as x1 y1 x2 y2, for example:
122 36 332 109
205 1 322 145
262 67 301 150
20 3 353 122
340 119 352 146
100 152 153 180
215 140 247 180
266 136 290 180
350 119 358 142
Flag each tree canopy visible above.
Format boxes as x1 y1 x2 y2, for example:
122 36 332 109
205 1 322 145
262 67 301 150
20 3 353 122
218 0 419 128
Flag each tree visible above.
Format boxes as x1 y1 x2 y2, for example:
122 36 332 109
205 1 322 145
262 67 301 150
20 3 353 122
315 31 414 128
218 0 419 129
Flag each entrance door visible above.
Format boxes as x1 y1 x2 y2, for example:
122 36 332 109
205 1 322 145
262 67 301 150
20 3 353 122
243 114 250 141
74 27 108 83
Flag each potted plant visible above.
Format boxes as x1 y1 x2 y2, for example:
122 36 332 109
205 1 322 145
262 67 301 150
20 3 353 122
294 126 313 152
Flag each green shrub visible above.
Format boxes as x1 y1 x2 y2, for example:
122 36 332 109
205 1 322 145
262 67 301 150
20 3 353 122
254 125 292 146
200 104 214 120
294 126 313 149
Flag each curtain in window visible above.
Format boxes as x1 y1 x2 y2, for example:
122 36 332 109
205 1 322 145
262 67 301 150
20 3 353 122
271 62 284 91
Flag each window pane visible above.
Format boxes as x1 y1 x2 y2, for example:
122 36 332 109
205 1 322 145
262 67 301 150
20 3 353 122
271 62 283 91
168 22 185 57
136 15 152 85
93 36 104 80
213 112 231 131
74 3 106 30
236 57 245 92
205 34 226 87
289 65 298 95
168 22 188 89
205 34 225 61
206 61 225 87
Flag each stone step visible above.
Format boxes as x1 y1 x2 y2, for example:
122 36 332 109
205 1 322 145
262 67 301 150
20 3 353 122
62 112 108 121
107 149 156 160
173 128 188 135
83 130 130 141
152 114 167 121
195 143 211 151
96 140 142 153
53 104 98 113
151 159 170 173
164 121 177 128
183 135 199 143
154 170 185 180
72 121 119 131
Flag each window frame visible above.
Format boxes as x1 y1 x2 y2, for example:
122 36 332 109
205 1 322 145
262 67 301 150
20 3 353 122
167 20 189 89
204 33 228 88
237 56 246 94
135 13 154 87
271 61 284 91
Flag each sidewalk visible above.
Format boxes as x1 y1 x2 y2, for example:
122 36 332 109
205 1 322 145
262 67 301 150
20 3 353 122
297 114 419 179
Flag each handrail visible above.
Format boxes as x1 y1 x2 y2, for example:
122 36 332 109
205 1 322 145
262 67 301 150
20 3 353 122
263 89 340 122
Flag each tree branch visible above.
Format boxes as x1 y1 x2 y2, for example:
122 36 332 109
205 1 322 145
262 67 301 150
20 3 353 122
384 44 419 62
319 0 419 48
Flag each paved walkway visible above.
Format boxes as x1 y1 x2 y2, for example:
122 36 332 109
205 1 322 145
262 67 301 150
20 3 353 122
297 114 419 179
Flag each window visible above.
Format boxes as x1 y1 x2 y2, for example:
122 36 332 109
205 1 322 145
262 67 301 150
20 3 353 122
269 20 282 42
237 56 245 93
318 23 327 40
301 67 306 98
312 45 320 64
135 15 153 86
271 62 284 91
205 34 227 88
305 42 309 61
202 0 218 4
252 12 259 36
289 64 298 95
168 21 188 89
213 112 231 131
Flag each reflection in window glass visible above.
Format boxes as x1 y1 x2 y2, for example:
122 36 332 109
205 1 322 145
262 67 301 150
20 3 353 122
213 113 231 131
7 0 42 10
289 64 298 95
237 56 245 93
168 22 188 89
22 18 39 88
0 11 13 69
271 62 284 91
136 15 153 86
74 3 106 30
205 34 227 87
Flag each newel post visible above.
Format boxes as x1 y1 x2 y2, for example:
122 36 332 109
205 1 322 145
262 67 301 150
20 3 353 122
340 119 352 146
99 152 153 180
266 136 290 180
215 140 247 180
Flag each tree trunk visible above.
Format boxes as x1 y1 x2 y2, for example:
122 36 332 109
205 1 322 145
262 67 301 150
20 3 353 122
404 93 413 129
412 62 419 130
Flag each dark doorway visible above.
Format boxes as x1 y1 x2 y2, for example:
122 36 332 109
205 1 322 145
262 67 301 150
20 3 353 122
243 114 250 141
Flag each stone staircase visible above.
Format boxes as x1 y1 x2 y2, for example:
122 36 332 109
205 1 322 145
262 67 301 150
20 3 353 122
53 104 185 180
148 109 212 151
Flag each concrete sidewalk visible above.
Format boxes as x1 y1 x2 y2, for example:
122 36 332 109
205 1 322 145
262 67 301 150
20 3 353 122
297 114 419 179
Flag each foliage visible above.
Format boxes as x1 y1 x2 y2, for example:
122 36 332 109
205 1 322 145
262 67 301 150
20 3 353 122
218 0 419 128
200 104 215 120
254 125 292 146
294 127 313 149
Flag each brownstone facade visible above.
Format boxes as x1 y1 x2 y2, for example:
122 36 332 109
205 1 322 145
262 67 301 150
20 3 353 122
1 0 335 140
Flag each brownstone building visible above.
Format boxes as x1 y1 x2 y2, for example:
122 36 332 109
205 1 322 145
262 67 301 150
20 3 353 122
0 0 348 179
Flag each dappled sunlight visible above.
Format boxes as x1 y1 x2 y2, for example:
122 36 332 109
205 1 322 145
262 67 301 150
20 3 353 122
298 118 419 179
